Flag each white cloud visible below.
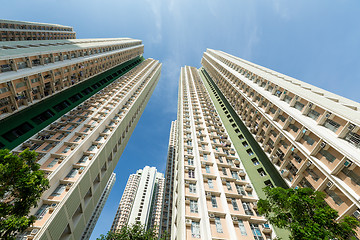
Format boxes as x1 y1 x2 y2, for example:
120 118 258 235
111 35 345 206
145 0 163 43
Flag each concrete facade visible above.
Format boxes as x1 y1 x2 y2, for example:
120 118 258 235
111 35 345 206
201 49 360 235
170 66 276 240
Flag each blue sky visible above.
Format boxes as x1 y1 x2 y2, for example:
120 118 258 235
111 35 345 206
3 0 360 239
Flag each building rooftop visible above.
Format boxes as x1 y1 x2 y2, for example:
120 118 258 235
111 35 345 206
0 38 141 60
0 19 73 29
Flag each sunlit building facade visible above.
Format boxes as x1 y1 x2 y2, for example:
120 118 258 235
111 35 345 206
201 49 360 232
81 172 116 240
111 166 164 236
2 19 162 240
0 19 76 41
170 66 277 240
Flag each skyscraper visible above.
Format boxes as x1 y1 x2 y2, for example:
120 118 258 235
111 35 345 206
168 66 278 239
159 120 177 237
111 166 165 236
1 20 162 240
199 49 360 232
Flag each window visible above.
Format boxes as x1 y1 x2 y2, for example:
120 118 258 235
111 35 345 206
51 184 66 196
318 149 336 163
47 158 59 168
218 156 223 163
190 200 198 213
342 168 360 186
208 179 214 189
226 181 232 190
78 155 89 164
231 171 239 180
252 158 260 165
211 195 218 208
306 168 319 181
222 168 228 176
257 168 267 177
35 204 49 220
242 141 248 147
215 217 223 233
189 183 197 193
246 149 254 156
191 221 200 238
205 165 210 173
250 223 264 240
231 198 239 211
236 185 246 196
288 124 299 132
62 146 71 153
307 109 320 121
66 168 78 178
188 169 195 178
188 158 194 165
294 101 304 111
302 135 315 146
325 188 344 206
238 220 247 236
323 119 340 133
243 202 253 215
203 154 208 160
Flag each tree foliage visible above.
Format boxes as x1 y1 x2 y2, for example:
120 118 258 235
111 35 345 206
0 149 49 239
97 222 169 240
258 187 359 240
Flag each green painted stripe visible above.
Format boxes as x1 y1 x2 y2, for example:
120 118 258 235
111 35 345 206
0 56 144 150
199 68 290 240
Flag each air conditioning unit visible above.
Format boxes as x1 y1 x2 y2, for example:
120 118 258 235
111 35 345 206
348 123 356 131
353 210 360 220
232 216 238 221
185 219 192 225
59 156 65 160
281 169 289 177
49 203 57 212
209 213 215 218
185 198 190 203
245 184 253 191
185 180 190 186
306 161 314 169
206 192 212 198
325 112 331 118
66 183 73 190
308 102 313 109
302 128 310 135
327 181 336 190
70 145 76 150
252 202 258 209
320 141 329 150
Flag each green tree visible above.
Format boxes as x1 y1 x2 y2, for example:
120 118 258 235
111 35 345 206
258 187 359 240
0 149 49 239
97 222 169 240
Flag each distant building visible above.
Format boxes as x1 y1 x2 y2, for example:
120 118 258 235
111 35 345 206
0 19 76 41
81 173 116 240
159 120 177 237
111 166 165 236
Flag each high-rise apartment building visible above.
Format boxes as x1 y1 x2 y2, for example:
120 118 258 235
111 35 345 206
199 49 360 232
0 19 76 41
169 66 278 240
81 173 116 240
159 120 177 237
0 20 162 240
111 166 165 236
